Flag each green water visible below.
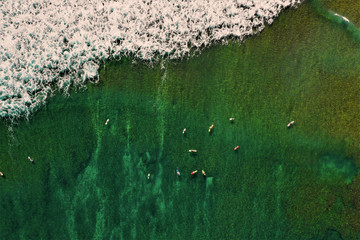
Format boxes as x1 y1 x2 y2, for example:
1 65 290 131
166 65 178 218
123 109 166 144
1 1 360 239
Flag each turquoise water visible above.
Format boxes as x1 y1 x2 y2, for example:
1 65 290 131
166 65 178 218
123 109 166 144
1 1 360 239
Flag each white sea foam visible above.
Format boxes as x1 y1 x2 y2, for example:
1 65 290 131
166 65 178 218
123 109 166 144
334 13 350 23
0 0 302 119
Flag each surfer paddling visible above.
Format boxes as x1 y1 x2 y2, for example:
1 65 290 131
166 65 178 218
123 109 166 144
202 170 206 177
189 149 197 153
234 146 239 151
182 128 186 135
105 119 109 125
191 170 198 176
229 118 235 122
0 172 4 177
176 169 181 177
287 121 295 128
209 124 214 133
28 156 34 163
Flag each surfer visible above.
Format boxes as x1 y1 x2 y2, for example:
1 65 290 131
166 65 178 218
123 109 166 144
28 156 34 163
176 169 181 177
189 149 197 153
0 172 4 177
105 119 109 125
234 146 239 151
209 124 214 133
191 170 198 175
182 128 186 135
229 118 235 122
147 173 150 179
202 170 206 177
287 121 295 128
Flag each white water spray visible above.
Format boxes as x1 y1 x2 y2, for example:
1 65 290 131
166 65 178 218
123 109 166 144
0 0 302 118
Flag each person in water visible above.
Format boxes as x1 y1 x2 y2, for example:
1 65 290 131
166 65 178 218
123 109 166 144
191 170 198 175
147 173 150 179
0 171 4 177
202 170 206 177
209 124 214 133
287 121 295 128
182 128 186 134
176 169 181 177
28 156 34 163
229 118 235 122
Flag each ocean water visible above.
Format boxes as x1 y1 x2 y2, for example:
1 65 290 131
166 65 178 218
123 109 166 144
0 0 301 118
1 0 360 240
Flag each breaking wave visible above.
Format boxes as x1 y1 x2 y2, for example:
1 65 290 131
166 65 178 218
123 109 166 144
0 0 302 119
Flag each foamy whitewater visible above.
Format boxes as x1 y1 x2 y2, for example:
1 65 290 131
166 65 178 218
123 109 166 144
0 0 302 118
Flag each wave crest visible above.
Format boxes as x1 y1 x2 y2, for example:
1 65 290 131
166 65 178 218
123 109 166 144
0 0 302 118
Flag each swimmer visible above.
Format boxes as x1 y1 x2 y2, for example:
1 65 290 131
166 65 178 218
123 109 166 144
189 150 197 153
105 119 109 125
229 118 235 122
182 128 186 134
147 173 150 179
202 170 206 177
191 170 198 175
209 124 214 133
0 172 3 177
234 146 239 151
28 156 34 163
287 121 295 128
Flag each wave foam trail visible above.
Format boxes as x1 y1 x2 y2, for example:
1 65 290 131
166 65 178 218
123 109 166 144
0 0 302 118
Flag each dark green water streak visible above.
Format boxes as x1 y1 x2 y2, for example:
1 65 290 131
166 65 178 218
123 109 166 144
0 1 360 239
